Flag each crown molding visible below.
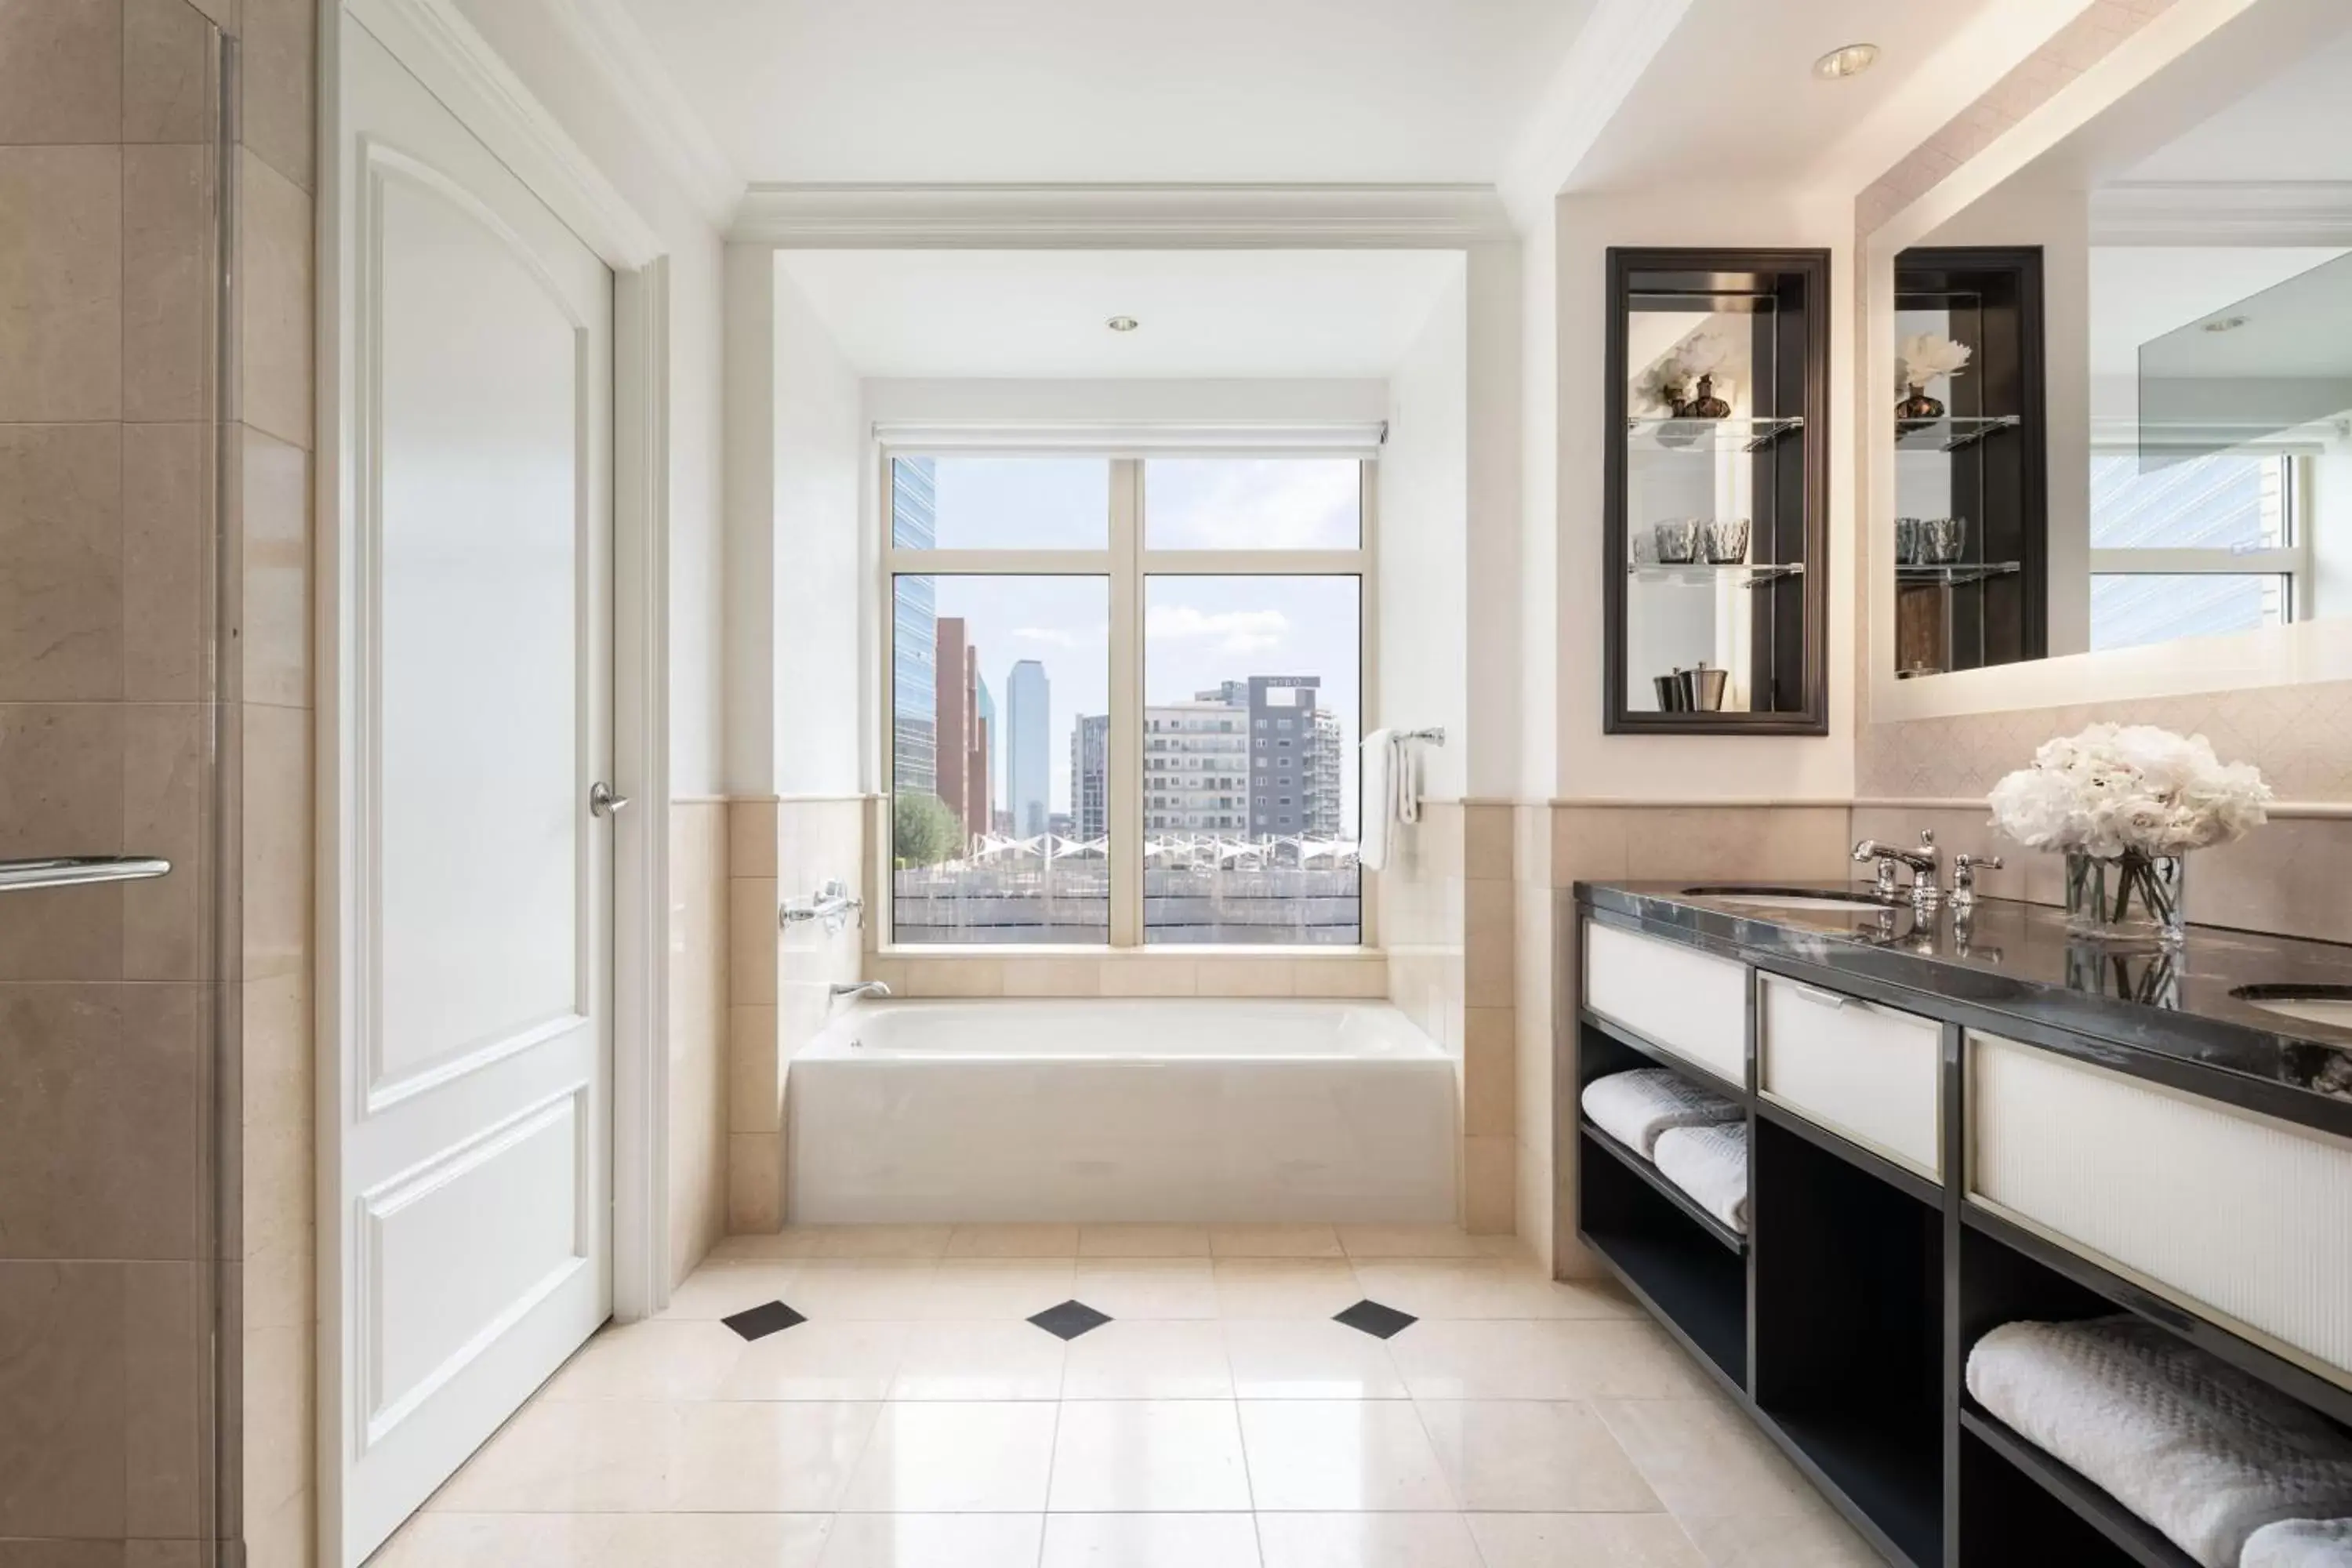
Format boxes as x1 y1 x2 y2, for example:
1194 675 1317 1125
727 183 1514 249
2091 182 2352 246
540 0 745 223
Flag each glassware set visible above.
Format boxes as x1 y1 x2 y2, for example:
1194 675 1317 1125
1648 517 1751 566
1894 515 1968 566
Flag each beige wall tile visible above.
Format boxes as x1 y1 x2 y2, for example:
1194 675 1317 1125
241 1319 309 1522
1462 1134 1515 1235
243 1486 314 1568
1465 878 1514 1007
668 804 729 1285
122 141 210 423
728 799 777 878
727 878 778 1005
238 151 310 449
240 702 310 981
239 0 314 190
1621 804 1852 884
122 702 207 979
1550 806 1632 887
1098 960 1196 997
0 423 122 700
1465 803 1514 880
123 0 216 144
905 957 1006 998
1297 956 1387 999
122 1260 203 1537
241 972 310 1335
1513 802 1552 885
234 426 310 708
1001 958 1104 996
0 705 124 981
124 423 209 701
0 146 122 423
0 0 121 144
729 1005 779 1134
0 1261 127 1537
1192 958 1293 997
728 1133 783 1233
0 983 204 1260
1464 1006 1516 1138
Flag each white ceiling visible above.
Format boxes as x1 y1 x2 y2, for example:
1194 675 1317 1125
2126 29 2352 183
2089 248 2351 379
775 249 1465 379
617 0 1595 184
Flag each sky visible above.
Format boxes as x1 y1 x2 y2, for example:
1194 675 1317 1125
898 458 1364 833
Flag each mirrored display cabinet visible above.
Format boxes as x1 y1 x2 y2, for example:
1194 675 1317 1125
1892 247 2047 678
1605 249 1830 734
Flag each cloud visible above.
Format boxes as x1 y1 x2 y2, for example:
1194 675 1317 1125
1013 626 1088 648
1149 459 1360 550
1145 603 1290 655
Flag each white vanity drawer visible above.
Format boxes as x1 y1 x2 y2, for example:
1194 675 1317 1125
1583 920 1747 1087
1970 1034 2352 1383
1759 975 1942 1179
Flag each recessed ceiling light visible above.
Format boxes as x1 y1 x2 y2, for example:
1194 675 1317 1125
1814 42 1879 80
1107 316 1140 332
2202 315 2249 334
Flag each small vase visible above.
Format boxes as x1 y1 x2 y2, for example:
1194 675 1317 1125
2064 851 2187 946
1686 375 1732 420
1897 383 1944 421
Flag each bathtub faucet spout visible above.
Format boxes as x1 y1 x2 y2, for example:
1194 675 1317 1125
829 980 891 1001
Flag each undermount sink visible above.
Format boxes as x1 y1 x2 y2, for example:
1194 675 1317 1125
1681 885 1889 912
2230 985 2352 1030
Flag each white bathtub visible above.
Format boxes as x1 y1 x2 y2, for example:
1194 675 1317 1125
786 1000 1457 1224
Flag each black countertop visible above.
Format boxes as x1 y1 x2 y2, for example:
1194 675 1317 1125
1575 880 2352 1126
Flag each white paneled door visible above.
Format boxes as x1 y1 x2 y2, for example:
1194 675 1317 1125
336 21 614 1563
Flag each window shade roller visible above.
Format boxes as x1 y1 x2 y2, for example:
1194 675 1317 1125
870 420 1387 457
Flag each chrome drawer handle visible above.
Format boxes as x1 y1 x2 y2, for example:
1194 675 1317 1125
0 855 172 892
1784 981 1853 1011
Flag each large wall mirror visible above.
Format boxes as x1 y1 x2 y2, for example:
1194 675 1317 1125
1867 0 2352 713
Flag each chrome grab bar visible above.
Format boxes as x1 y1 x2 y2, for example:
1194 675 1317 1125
0 855 172 892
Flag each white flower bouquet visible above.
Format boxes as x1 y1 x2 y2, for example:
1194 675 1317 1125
1898 331 1973 388
1987 724 2270 942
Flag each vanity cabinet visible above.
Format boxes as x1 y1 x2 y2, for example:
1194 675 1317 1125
1570 887 2352 1568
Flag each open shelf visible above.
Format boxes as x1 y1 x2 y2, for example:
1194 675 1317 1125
1579 1011 1747 1102
1581 1127 1748 1391
1581 1119 1746 1254
1961 1407 2197 1568
1753 1114 1945 1568
1628 561 1804 588
1626 414 1804 452
1896 561 2023 586
1895 415 2020 452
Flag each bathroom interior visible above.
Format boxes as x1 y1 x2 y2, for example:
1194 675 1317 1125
9 0 2352 1564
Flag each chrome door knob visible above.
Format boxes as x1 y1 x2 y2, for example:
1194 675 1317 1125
588 782 630 818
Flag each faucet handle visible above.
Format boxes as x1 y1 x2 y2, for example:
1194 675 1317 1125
1952 851 2004 905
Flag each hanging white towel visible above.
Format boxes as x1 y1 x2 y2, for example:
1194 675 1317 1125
1653 1120 1750 1233
1359 729 1399 870
1966 1316 2352 1568
2245 1519 2352 1567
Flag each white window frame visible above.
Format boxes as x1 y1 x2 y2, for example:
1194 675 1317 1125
2088 450 2311 624
877 449 1378 950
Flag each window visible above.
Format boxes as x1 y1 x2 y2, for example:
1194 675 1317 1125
2089 451 2304 650
886 453 1370 948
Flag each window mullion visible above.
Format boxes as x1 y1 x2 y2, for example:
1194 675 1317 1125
1109 459 1145 947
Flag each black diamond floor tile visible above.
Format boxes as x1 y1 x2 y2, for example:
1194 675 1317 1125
1028 1299 1113 1341
722 1300 807 1341
1334 1298 1417 1339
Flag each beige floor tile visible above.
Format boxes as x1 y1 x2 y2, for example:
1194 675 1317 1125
1254 1512 1483 1568
669 1400 882 1511
539 1319 746 1401
372 1512 833 1567
1047 1399 1253 1512
946 1222 1081 1258
1390 1319 1715 1401
714 1320 913 1402
1337 1224 1482 1258
916 1258 1078 1319
1416 1399 1661 1512
710 1230 828 1261
661 1261 805 1320
1591 1397 1837 1522
1071 1258 1219 1319
1469 1512 1708 1568
425 1399 672 1513
1211 1259 1366 1318
1039 1511 1263 1566
785 1261 941 1319
815 1512 1044 1568
1237 1399 1457 1512
814 1224 956 1259
1674 1506 1881 1567
1222 1319 1408 1399
890 1319 1067 1400
1208 1223 1345 1258
1059 1319 1234 1399
837 1401 1059 1512
1078 1223 1212 1257
1349 1259 1640 1321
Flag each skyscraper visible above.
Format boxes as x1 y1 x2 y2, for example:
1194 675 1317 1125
890 459 938 797
1005 659 1051 838
974 677 996 839
1071 714 1110 840
933 617 993 846
1247 677 1327 838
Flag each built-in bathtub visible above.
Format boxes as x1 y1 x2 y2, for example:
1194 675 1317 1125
787 999 1457 1223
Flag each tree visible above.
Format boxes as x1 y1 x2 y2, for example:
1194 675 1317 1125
893 791 962 868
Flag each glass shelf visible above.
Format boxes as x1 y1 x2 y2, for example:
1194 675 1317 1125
1896 561 2022 586
1630 562 1805 588
1626 416 1804 453
1894 415 2020 452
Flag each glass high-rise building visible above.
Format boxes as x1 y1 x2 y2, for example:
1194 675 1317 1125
1005 659 1051 838
891 458 938 797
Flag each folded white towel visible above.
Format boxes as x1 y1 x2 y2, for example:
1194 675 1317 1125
1966 1316 2352 1568
1581 1068 1741 1159
1653 1120 1749 1233
2245 1519 2352 1567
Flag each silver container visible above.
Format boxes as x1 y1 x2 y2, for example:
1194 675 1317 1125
1653 673 1690 712
1676 664 1729 712
1653 519 1700 564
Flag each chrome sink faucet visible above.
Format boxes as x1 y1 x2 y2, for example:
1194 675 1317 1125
1853 829 1940 909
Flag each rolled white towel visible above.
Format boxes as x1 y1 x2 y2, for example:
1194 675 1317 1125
2245 1519 2352 1567
1653 1120 1748 1233
1581 1067 1741 1159
1966 1316 2352 1568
